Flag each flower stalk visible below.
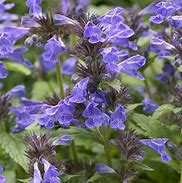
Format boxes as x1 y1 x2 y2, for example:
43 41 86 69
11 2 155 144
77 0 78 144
70 140 79 164
142 71 153 99
56 60 65 99
100 126 112 167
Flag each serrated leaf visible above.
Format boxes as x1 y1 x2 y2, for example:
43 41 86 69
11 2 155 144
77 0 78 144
5 62 31 75
152 104 174 119
0 133 28 171
127 113 175 139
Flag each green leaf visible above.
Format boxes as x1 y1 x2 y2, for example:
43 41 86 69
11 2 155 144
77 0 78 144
153 104 182 120
126 103 142 112
31 80 55 100
127 113 174 139
122 73 144 86
61 174 81 182
17 178 31 183
52 126 101 143
5 62 31 75
0 133 28 171
136 164 154 171
99 79 121 92
88 5 111 15
152 104 175 119
87 173 103 182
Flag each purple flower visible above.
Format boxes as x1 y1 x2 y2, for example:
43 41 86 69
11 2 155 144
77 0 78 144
0 166 6 183
0 0 14 12
151 38 175 51
168 16 182 28
84 21 105 43
53 135 72 146
26 0 42 17
7 85 25 98
31 159 60 183
110 105 126 130
98 7 124 25
39 100 75 128
140 1 181 26
42 36 65 64
156 61 176 84
69 77 90 103
11 98 43 132
118 55 146 80
96 163 116 174
100 47 128 64
11 106 34 132
0 47 33 68
0 61 7 78
140 138 171 162
62 57 77 75
0 33 13 55
150 14 164 24
83 103 103 128
142 98 159 113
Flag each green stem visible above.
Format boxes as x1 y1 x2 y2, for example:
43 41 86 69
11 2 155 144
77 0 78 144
142 71 153 99
71 140 78 163
180 162 182 183
101 126 112 167
48 0 53 22
56 60 65 99
0 120 6 133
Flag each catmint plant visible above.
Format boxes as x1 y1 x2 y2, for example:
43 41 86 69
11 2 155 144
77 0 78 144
0 0 182 183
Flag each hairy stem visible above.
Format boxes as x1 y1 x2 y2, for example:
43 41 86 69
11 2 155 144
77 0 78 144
56 60 65 99
70 140 78 163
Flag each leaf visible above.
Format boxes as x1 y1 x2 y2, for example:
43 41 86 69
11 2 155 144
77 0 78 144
152 104 182 122
31 80 55 100
122 73 144 86
99 79 121 92
52 127 101 144
88 5 111 15
5 62 31 75
136 164 154 171
61 174 82 182
152 104 175 119
17 178 31 183
87 173 103 182
0 133 28 171
127 112 174 139
127 103 142 112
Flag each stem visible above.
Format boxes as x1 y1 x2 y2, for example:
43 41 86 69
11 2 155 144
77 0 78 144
48 0 53 22
0 120 6 133
101 126 112 167
70 140 78 163
56 60 65 99
180 161 182 183
142 71 153 99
